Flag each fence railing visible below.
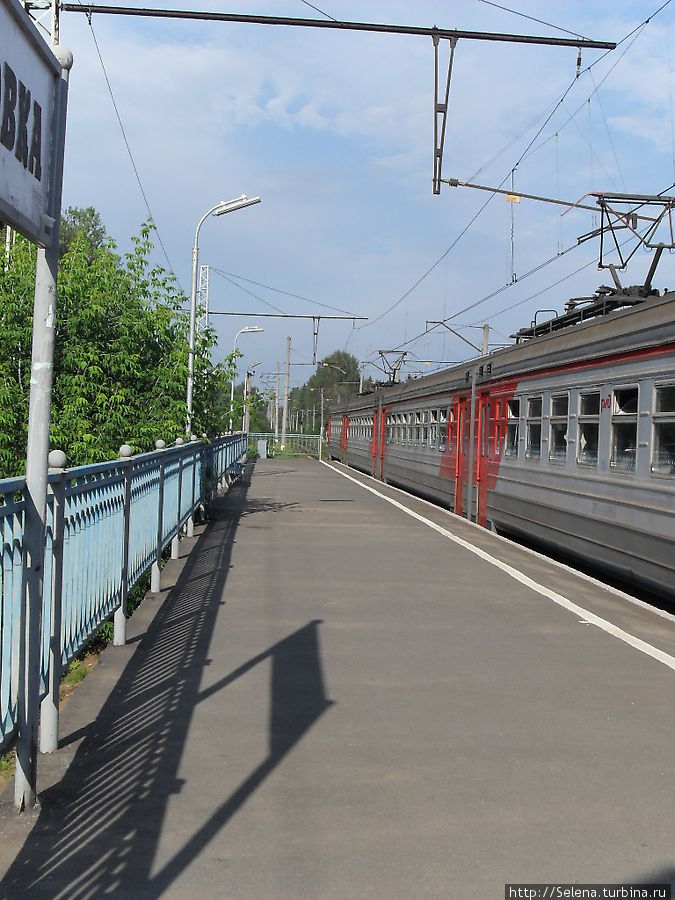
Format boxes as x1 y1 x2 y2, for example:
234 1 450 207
248 432 323 459
1 434 246 756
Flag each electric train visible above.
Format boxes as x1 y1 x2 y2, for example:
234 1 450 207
327 286 675 599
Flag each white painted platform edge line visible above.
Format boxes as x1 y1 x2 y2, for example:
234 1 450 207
324 459 675 625
321 461 675 672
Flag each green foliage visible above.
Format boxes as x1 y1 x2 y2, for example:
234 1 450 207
0 237 35 475
61 658 88 688
0 747 15 787
59 206 110 261
50 223 192 464
248 388 271 432
288 350 367 434
0 217 240 475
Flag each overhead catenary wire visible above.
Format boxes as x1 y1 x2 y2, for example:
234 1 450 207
349 186 500 336
390 206 671 360
297 0 337 22
210 268 286 314
66 0 673 356
217 270 362 317
80 5 178 279
520 24 648 167
357 0 671 345
477 0 586 40
590 70 626 192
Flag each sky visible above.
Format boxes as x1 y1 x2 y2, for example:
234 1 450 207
41 0 675 394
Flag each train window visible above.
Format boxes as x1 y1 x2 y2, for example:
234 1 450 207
549 394 568 461
578 391 600 467
505 399 520 458
611 387 638 471
527 397 542 418
422 410 429 445
580 393 600 416
652 385 675 475
551 394 568 417
526 397 542 459
656 385 675 413
429 409 438 448
447 408 455 451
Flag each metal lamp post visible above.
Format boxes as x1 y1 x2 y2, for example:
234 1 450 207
186 194 261 434
229 327 264 431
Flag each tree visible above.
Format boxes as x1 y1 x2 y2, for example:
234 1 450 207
287 350 368 434
248 388 270 432
0 218 232 475
0 236 35 475
59 206 110 261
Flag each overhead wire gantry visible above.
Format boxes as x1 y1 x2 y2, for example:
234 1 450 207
55 4 615 194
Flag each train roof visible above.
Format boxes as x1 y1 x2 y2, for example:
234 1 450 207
329 288 675 414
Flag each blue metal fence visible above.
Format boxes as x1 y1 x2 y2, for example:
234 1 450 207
0 434 246 751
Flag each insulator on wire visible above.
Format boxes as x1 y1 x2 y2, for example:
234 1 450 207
576 48 582 78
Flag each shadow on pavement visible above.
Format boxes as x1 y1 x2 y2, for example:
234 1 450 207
0 465 333 899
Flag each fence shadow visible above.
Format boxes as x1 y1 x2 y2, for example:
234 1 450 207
0 464 333 899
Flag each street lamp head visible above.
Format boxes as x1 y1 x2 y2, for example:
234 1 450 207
214 195 262 216
320 362 347 375
242 326 264 334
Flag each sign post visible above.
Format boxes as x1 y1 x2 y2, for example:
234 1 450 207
1 0 72 811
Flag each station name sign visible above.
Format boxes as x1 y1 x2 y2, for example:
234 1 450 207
0 0 61 247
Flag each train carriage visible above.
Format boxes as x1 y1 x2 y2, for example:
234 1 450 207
327 288 675 598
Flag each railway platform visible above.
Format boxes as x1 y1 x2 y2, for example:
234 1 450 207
0 457 673 899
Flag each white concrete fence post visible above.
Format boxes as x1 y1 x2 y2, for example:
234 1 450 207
113 444 133 646
39 450 67 754
151 440 166 593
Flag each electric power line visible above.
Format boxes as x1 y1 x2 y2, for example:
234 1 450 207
478 0 586 40
356 0 672 343
298 0 337 22
218 270 362 317
210 268 286 314
81 6 179 280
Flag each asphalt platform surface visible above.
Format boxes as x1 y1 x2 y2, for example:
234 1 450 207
0 457 673 899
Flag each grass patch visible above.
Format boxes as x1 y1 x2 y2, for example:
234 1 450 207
61 658 89 688
0 747 15 791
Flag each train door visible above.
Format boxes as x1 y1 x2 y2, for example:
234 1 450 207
477 394 490 527
372 408 379 477
455 391 482 522
379 407 387 480
371 401 387 480
454 397 468 516
341 414 349 464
